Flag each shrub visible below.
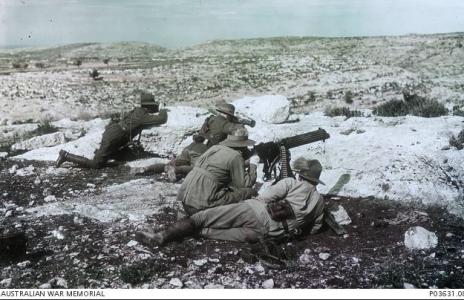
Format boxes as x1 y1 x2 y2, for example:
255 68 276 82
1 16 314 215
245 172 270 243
89 69 100 79
449 129 464 150
35 120 58 135
103 58 110 65
325 106 363 118
374 92 447 117
74 59 83 67
453 106 464 117
303 91 316 104
35 62 46 69
12 62 28 69
344 90 353 104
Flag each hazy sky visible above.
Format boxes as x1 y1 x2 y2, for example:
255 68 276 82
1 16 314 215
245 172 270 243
1 0 463 48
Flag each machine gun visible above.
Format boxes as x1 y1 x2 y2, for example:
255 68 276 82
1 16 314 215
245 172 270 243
252 128 330 182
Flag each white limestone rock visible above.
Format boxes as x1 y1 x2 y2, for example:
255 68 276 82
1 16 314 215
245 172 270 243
404 226 438 250
193 258 208 267
232 95 290 124
299 249 312 265
169 278 183 288
330 205 352 225
204 284 225 289
126 157 169 171
39 283 51 289
17 260 31 268
126 240 138 247
54 277 68 288
44 195 56 203
11 132 66 151
403 282 416 289
319 253 331 260
0 278 12 288
262 279 274 289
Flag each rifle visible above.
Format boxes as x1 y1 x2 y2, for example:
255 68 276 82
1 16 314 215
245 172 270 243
233 115 256 128
206 108 256 128
252 128 330 182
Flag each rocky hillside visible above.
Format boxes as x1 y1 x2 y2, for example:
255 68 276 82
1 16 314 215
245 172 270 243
1 33 463 123
0 34 463 289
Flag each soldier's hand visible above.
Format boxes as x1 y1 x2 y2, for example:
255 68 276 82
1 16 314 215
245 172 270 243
243 187 258 199
244 159 250 167
250 187 259 197
248 164 258 173
249 155 260 166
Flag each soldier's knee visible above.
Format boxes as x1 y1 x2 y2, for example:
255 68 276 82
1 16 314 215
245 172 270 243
92 159 105 169
244 230 261 244
92 155 107 169
182 203 200 216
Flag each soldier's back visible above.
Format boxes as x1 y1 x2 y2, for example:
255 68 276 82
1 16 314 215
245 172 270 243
203 115 244 147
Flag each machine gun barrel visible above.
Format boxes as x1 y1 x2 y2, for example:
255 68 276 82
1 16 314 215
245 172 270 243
279 128 330 149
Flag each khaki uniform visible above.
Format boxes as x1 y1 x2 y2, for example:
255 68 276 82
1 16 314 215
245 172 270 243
178 145 257 215
175 142 208 166
200 115 244 147
93 108 167 167
190 177 325 242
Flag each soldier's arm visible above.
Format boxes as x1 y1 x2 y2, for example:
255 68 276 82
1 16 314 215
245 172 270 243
141 109 168 127
175 148 191 166
229 155 249 188
258 178 291 202
223 122 244 135
245 164 257 186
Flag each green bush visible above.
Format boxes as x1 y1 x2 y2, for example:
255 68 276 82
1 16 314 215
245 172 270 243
344 90 353 104
324 106 363 118
374 92 447 117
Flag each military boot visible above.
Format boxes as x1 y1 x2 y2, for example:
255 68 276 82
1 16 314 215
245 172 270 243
55 150 69 167
135 218 196 247
64 153 98 168
149 163 166 174
165 164 177 182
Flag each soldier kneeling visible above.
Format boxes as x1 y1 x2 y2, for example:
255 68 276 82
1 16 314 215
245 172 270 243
55 93 167 169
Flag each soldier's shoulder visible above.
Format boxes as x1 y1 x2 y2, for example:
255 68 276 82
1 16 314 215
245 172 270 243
192 143 208 152
279 177 298 186
131 107 146 115
210 114 227 123
300 179 318 193
214 144 237 155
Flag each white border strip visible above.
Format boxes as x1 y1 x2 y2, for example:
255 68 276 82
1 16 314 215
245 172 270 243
1 289 464 299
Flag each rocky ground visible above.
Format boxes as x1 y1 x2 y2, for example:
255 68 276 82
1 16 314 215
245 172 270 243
1 33 464 289
1 159 463 289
